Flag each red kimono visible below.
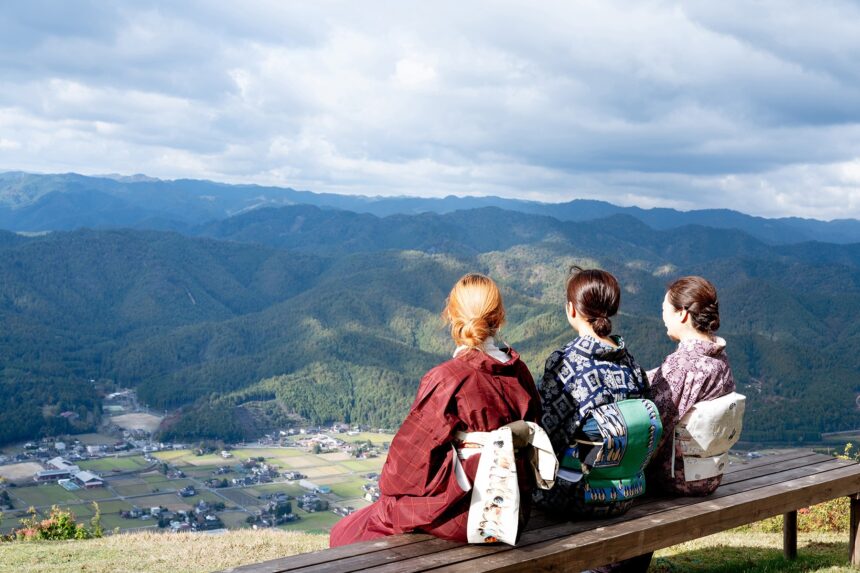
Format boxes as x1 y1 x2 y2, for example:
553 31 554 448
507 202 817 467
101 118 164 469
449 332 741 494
329 348 540 547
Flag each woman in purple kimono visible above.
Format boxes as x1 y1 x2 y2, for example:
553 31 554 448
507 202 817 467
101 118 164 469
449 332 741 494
603 276 737 573
647 275 736 496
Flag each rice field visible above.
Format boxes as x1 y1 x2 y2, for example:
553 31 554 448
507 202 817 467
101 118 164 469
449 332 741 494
78 456 152 472
9 485 80 507
2 439 386 535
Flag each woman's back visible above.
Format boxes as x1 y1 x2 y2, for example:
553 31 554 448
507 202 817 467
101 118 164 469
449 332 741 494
648 336 735 494
540 335 648 453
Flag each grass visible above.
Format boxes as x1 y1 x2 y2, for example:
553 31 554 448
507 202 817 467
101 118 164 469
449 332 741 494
324 477 367 500
8 485 80 507
651 531 853 572
339 459 385 472
73 487 117 501
231 447 307 459
338 432 394 445
0 529 328 573
279 508 342 534
78 456 150 472
0 523 854 572
72 433 117 446
245 483 306 498
216 489 261 508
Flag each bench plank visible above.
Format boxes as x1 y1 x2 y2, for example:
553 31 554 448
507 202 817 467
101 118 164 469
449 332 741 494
222 452 858 573
347 459 857 573
426 463 860 572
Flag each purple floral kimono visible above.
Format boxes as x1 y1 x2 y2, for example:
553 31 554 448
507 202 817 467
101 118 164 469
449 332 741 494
647 336 735 495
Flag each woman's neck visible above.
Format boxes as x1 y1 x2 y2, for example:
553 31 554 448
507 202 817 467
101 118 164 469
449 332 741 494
575 325 617 348
677 329 714 344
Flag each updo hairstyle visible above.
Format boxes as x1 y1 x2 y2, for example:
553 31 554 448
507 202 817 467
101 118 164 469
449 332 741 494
566 266 620 338
667 276 721 333
443 273 506 349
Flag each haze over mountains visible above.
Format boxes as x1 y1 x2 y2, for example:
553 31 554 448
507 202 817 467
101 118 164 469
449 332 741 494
3 171 860 244
0 171 858 447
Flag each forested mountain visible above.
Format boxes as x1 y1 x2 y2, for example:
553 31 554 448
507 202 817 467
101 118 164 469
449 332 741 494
3 171 860 244
0 203 858 445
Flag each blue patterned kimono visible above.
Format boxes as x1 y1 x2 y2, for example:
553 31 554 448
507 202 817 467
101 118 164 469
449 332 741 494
536 334 652 516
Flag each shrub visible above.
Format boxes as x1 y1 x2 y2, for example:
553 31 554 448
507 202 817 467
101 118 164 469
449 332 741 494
1 503 103 542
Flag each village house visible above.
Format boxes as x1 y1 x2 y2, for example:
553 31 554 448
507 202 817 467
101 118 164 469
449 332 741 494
73 470 104 489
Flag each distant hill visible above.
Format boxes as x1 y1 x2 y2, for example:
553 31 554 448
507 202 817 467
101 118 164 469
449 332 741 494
2 171 860 244
0 204 858 445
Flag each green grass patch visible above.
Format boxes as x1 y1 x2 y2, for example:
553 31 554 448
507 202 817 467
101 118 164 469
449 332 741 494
72 433 117 446
279 508 342 534
325 478 367 500
230 448 306 460
217 489 261 508
339 459 385 472
152 449 192 462
113 483 161 497
73 487 117 501
9 485 80 507
95 500 134 514
652 531 853 572
339 432 394 445
101 513 157 532
244 483 306 498
218 511 253 529
78 457 149 472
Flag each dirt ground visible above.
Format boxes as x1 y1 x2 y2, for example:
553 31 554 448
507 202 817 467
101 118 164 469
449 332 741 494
110 413 163 433
0 462 43 482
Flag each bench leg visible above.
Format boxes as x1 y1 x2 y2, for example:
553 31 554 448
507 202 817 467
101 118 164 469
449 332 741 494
784 510 797 561
851 494 860 567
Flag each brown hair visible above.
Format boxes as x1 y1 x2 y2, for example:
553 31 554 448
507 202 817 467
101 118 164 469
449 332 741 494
667 276 720 333
442 273 506 348
566 266 620 338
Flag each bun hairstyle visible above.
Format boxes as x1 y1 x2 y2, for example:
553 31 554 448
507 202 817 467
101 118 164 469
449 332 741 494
667 276 721 334
443 273 506 349
566 266 620 338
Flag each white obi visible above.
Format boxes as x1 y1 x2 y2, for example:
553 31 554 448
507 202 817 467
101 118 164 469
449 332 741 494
453 422 557 546
674 392 746 481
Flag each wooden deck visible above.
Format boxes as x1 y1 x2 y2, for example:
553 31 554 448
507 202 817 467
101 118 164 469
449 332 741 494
222 450 860 572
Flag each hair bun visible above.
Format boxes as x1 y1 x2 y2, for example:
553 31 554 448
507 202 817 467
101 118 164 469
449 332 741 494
667 276 720 334
591 316 612 338
444 274 505 349
691 301 720 333
459 316 492 348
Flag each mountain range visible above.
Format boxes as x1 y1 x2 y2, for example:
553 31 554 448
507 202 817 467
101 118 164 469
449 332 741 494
3 171 860 244
0 187 858 446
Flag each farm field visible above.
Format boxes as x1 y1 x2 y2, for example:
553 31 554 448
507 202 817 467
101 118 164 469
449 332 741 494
279 507 342 534
1 437 387 536
78 456 153 472
110 413 163 433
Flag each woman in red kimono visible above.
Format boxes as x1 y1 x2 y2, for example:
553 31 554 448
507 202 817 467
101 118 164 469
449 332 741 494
329 273 541 546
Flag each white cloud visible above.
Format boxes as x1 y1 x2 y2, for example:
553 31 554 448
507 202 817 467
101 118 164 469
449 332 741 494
0 1 858 219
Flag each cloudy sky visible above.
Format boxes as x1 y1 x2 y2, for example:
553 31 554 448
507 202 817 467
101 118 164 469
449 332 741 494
1 1 859 219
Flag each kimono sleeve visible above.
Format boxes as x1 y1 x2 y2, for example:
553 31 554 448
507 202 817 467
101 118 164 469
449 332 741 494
538 349 580 455
379 370 463 498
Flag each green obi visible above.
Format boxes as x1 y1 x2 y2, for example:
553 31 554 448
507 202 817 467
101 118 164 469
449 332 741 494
560 398 662 505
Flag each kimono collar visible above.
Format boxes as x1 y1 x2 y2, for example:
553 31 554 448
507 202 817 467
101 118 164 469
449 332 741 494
568 334 629 362
454 336 509 363
678 336 727 357
455 342 521 374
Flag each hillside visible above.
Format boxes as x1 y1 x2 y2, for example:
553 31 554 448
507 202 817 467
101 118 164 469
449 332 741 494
0 529 854 573
0 204 859 444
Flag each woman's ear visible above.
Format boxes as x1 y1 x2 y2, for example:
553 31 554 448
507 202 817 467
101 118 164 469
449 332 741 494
679 308 690 323
566 301 576 320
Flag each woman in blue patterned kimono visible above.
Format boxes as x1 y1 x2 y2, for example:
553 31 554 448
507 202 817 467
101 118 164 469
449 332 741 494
535 267 655 518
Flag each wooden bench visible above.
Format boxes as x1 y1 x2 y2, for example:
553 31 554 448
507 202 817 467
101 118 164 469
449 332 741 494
222 450 860 572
